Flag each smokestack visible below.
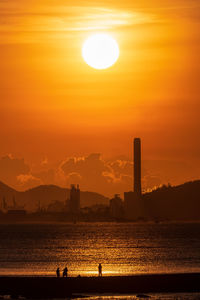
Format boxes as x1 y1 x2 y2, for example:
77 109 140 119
134 138 141 195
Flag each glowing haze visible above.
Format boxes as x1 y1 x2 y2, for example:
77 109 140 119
0 0 200 195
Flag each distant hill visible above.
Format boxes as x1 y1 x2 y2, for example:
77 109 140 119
144 180 200 220
0 181 16 194
1 180 200 220
0 181 109 211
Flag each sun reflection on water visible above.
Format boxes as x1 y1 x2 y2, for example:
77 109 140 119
1 223 200 276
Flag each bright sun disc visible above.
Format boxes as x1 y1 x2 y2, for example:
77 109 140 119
82 34 119 70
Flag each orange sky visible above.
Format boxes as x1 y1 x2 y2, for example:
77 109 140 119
0 0 200 195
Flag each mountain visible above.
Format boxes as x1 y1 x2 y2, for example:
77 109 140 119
1 180 200 220
0 181 16 194
0 181 109 211
144 180 200 220
0 181 17 206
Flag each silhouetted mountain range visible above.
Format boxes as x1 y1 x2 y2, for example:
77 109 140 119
0 180 200 220
0 181 109 211
144 180 200 220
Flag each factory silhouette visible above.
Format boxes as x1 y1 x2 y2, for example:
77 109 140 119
110 138 144 220
61 138 145 220
64 137 145 220
0 138 144 221
1 137 200 222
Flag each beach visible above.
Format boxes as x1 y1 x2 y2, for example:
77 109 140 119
0 273 200 298
0 223 200 298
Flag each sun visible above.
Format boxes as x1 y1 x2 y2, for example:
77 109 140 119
82 33 119 70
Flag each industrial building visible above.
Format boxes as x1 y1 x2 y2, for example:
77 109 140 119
1 196 27 220
110 194 123 219
68 184 80 214
134 138 142 196
124 138 144 220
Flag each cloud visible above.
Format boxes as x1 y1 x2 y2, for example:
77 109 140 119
58 154 200 196
67 172 82 182
0 155 30 187
33 169 55 185
0 1 156 44
59 153 134 195
17 174 42 189
60 153 109 190
41 157 48 166
0 153 199 197
0 154 43 190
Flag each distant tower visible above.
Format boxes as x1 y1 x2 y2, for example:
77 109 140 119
124 138 143 220
134 138 141 195
69 184 80 214
3 197 7 210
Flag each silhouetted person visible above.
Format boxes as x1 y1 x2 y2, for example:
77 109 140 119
63 267 68 277
56 267 60 277
98 263 102 277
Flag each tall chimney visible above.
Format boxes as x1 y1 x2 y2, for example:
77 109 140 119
134 138 141 195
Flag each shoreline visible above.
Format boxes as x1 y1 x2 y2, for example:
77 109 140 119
0 273 200 298
0 270 200 277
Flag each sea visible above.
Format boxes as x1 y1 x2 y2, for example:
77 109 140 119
0 222 200 299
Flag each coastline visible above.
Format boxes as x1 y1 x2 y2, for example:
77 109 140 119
0 273 200 298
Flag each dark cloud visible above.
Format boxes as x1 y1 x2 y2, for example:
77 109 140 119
60 153 110 193
0 155 30 187
59 154 200 195
33 169 55 185
0 153 199 197
59 153 135 195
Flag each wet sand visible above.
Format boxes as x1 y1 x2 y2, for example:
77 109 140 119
0 273 200 298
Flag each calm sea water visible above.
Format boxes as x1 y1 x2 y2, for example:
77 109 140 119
77 294 200 300
0 222 200 277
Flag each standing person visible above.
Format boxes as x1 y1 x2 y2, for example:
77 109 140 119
63 267 68 277
56 267 60 277
98 263 102 277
